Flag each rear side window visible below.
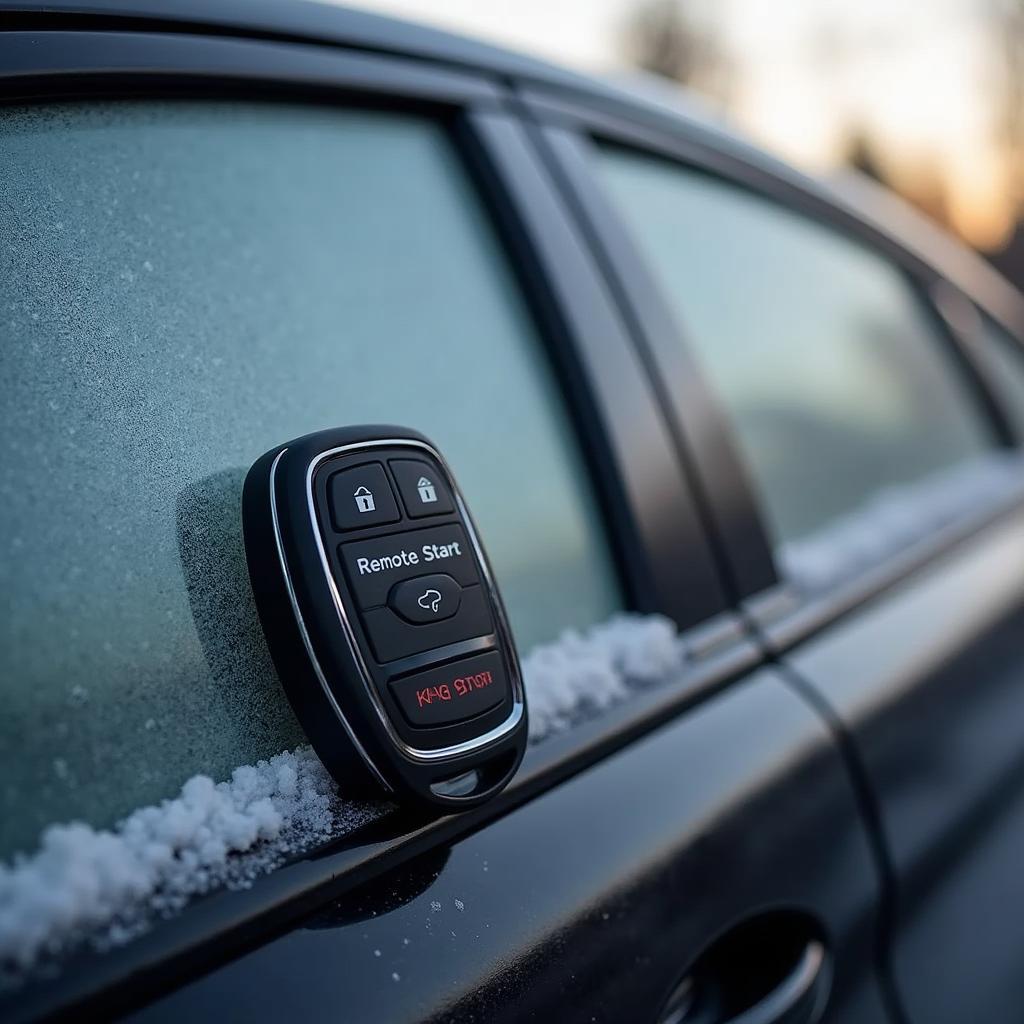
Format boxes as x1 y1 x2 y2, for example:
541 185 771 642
0 102 621 857
597 148 1006 578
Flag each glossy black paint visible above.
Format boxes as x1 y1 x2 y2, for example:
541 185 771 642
3 628 763 1023
786 508 1024 1023
535 66 1024 1023
518 45 1024 1024
128 673 890 1024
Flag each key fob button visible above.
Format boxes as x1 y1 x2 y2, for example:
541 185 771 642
389 573 461 624
328 463 401 531
390 458 454 517
390 652 509 728
363 586 493 663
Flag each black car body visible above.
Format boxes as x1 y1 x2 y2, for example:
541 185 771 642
3 4 1024 1022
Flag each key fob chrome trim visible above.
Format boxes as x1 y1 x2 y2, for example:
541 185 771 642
243 426 527 809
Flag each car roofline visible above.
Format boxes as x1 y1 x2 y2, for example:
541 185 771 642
0 0 795 160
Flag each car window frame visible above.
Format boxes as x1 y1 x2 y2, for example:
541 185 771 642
0 28 767 1021
516 83 1024 651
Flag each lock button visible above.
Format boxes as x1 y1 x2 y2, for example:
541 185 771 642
390 459 454 518
328 463 401 532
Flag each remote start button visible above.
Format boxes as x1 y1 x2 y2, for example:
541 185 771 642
389 573 461 624
340 524 478 608
390 651 509 728
328 463 401 531
390 459 454 517
363 586 493 662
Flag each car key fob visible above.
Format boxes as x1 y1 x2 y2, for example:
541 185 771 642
242 426 527 809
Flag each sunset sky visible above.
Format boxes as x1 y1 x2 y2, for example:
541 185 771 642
340 0 1017 249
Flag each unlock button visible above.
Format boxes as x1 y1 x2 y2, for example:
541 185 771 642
390 459 454 518
389 574 462 624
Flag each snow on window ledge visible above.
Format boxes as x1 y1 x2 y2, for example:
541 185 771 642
523 613 683 742
0 612 684 985
779 452 1024 594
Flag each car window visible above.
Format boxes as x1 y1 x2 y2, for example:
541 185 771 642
597 147 1002 572
0 101 622 858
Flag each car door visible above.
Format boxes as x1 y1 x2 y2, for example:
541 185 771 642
542 87 1024 1024
1 18 891 1023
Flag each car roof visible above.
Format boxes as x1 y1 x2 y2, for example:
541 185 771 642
0 0 639 95
0 0 770 154
0 0 897 200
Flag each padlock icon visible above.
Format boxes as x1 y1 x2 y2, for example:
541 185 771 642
353 485 376 513
416 476 437 504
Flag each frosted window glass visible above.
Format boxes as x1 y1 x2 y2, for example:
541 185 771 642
0 102 621 856
598 147 994 546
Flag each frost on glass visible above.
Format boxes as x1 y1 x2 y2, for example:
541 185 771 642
598 147 997 548
0 102 620 860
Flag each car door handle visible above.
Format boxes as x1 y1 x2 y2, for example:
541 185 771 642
657 911 832 1024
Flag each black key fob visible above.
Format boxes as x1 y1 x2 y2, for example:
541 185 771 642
242 426 527 809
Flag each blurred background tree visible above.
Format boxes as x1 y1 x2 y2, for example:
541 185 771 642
618 0 1024 288
621 0 734 103
995 1 1024 207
